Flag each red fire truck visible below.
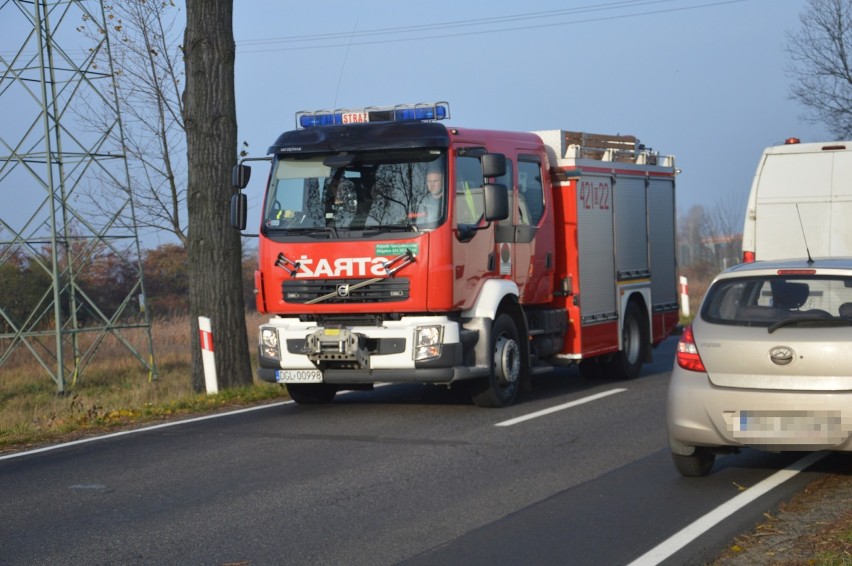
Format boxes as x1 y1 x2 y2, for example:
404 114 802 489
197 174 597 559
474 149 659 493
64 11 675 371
231 102 679 407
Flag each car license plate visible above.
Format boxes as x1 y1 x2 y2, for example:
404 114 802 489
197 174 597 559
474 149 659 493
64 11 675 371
734 410 841 441
276 369 322 383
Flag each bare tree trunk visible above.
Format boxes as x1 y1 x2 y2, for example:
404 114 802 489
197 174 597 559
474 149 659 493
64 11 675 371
184 0 251 391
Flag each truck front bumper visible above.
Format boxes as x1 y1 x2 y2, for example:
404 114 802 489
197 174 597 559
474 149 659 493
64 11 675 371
256 315 486 385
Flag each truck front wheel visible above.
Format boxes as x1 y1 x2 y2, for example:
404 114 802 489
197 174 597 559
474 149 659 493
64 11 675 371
470 314 522 408
286 383 338 404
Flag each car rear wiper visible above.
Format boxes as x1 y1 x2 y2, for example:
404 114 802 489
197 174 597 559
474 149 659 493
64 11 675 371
768 317 852 333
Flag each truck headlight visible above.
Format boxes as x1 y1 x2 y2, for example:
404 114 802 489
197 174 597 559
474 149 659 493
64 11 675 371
260 328 280 359
414 325 443 361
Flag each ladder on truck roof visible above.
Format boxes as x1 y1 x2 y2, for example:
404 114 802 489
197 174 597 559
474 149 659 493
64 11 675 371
564 132 639 162
535 130 671 167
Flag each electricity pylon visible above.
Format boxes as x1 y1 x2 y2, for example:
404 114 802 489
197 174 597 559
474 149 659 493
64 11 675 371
0 0 157 392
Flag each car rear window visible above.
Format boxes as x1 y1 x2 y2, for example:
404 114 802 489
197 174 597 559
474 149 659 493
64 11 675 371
701 275 852 326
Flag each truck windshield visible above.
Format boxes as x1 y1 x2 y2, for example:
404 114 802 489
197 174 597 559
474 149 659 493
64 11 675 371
264 149 447 234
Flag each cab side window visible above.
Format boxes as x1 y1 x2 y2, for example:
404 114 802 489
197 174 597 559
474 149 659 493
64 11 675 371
518 158 544 225
498 160 528 226
455 155 484 224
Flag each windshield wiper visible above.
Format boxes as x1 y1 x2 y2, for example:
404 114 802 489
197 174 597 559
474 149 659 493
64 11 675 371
277 226 338 238
768 317 852 333
363 223 417 235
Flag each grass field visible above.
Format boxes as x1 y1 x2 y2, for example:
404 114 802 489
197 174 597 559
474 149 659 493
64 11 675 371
0 313 287 449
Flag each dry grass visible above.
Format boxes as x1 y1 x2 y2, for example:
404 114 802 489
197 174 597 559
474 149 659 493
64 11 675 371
712 463 852 565
0 313 287 450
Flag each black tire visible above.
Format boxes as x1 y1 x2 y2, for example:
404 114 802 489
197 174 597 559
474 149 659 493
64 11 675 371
602 301 648 380
671 448 716 477
286 383 338 404
470 314 523 408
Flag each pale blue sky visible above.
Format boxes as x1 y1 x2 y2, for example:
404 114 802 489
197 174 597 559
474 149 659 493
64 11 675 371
232 0 826 227
0 0 828 247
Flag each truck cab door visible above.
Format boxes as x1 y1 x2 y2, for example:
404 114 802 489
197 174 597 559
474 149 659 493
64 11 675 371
495 155 553 304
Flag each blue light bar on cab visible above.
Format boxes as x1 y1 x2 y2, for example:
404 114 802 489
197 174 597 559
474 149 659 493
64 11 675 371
296 101 450 128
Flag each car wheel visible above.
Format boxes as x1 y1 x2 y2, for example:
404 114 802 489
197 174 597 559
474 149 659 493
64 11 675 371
671 448 716 477
286 383 338 404
470 314 522 408
603 301 647 380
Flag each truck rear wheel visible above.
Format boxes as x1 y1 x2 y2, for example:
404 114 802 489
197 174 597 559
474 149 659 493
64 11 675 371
603 301 647 380
470 314 522 408
286 383 338 404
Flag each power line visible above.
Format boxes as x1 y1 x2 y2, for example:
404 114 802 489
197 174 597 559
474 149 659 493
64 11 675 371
0 0 752 59
235 0 750 53
237 0 681 45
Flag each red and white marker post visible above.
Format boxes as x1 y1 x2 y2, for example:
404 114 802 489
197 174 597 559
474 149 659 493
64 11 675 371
198 316 219 394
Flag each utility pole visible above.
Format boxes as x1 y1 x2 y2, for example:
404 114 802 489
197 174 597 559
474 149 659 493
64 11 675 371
0 0 157 392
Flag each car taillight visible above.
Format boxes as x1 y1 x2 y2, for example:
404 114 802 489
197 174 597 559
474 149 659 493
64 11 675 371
676 325 706 372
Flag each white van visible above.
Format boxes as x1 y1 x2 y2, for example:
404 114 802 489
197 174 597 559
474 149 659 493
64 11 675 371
742 138 852 262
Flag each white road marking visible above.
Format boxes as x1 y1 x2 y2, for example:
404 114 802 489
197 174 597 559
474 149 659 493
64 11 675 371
494 388 627 427
0 400 293 462
2 385 625 460
627 450 829 566
0 385 406 462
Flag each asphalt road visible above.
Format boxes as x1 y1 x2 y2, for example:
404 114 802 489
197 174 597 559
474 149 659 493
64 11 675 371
0 337 837 565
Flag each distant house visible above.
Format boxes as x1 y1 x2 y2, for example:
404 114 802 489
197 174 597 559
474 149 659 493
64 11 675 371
678 233 742 270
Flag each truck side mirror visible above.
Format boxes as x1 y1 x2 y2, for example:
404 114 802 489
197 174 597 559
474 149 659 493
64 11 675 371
483 183 509 221
481 153 506 178
230 193 247 230
232 164 252 189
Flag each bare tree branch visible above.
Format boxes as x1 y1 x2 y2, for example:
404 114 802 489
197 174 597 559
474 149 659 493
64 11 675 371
787 0 852 138
79 1 188 246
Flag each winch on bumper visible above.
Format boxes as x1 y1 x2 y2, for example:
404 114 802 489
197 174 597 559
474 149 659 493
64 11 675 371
305 328 370 369
256 316 485 385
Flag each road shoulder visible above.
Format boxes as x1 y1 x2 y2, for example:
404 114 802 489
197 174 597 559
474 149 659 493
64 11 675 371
712 456 852 565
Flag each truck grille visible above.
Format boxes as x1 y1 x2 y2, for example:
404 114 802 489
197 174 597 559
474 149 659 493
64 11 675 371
282 278 410 304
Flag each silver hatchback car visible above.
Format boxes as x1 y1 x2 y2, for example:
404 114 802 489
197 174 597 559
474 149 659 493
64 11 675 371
667 258 852 477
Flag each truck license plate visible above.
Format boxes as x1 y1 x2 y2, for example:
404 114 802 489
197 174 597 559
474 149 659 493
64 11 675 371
276 369 322 383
